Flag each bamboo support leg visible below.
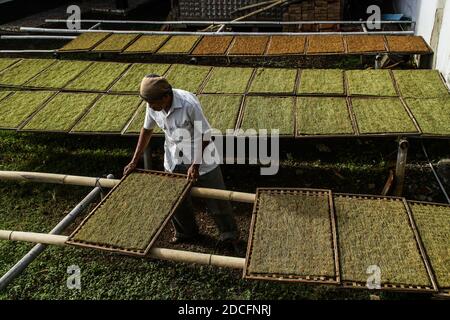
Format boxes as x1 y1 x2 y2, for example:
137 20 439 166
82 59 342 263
394 138 409 196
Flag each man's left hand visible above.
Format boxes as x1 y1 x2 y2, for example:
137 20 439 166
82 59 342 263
187 164 200 181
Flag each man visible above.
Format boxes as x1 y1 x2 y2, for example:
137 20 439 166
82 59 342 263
123 74 239 246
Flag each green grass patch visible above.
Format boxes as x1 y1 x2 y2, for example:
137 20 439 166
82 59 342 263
92 34 139 52
71 172 189 251
240 96 294 135
352 97 418 134
201 67 253 94
123 35 169 53
157 35 200 54
406 98 450 135
248 191 336 278
71 95 141 133
59 32 111 51
248 68 297 94
64 62 130 92
164 64 211 93
298 69 344 95
334 196 431 286
0 91 55 129
109 63 171 93
0 59 55 86
198 95 242 132
393 70 449 98
22 93 100 132
346 70 397 96
24 60 92 89
409 203 450 288
297 97 354 136
0 58 20 73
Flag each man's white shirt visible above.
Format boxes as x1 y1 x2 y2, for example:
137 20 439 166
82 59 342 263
143 89 219 175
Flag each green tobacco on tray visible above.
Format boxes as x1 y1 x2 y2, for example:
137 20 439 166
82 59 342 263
248 191 336 278
298 69 345 95
249 68 297 94
202 67 253 94
71 94 141 133
393 70 449 98
110 63 171 93
346 70 397 97
71 172 189 251
164 64 211 93
23 93 99 132
198 94 242 133
0 59 55 86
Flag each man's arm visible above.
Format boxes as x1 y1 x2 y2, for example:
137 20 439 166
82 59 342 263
187 139 210 180
123 127 153 176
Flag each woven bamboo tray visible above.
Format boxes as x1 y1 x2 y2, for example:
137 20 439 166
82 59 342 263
244 188 340 284
66 170 192 256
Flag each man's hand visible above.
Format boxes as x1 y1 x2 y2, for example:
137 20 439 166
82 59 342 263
123 161 138 176
187 164 199 181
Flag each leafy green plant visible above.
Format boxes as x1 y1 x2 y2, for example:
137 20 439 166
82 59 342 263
249 68 297 94
24 60 92 89
298 69 345 95
110 63 171 93
334 196 431 286
202 67 253 94
71 172 189 251
351 97 418 134
71 95 141 133
240 96 294 135
22 93 99 132
297 97 354 135
64 62 130 92
0 59 55 86
0 91 55 128
248 191 336 278
346 70 397 96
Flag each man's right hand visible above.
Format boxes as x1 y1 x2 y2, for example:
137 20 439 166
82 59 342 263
123 161 138 176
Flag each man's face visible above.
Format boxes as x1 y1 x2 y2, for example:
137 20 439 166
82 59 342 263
146 95 171 111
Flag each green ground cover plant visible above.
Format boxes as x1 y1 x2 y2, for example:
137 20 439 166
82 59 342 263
201 67 253 94
24 60 93 89
71 172 189 251
64 62 130 92
409 203 450 288
71 95 141 133
239 96 294 135
334 196 431 286
248 68 297 94
351 97 418 134
297 97 354 136
298 69 345 95
198 94 242 132
406 98 450 135
0 91 55 128
346 70 397 96
59 33 111 51
22 93 100 132
164 64 211 93
123 35 169 53
157 35 200 54
393 70 449 98
248 191 336 278
110 63 171 93
92 34 139 52
0 59 55 86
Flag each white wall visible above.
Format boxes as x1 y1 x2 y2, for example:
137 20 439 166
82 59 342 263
435 1 450 84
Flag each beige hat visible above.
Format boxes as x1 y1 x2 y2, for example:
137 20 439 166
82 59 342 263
140 76 171 101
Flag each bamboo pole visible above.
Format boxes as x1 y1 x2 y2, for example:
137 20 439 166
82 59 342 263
0 230 245 270
0 171 256 203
